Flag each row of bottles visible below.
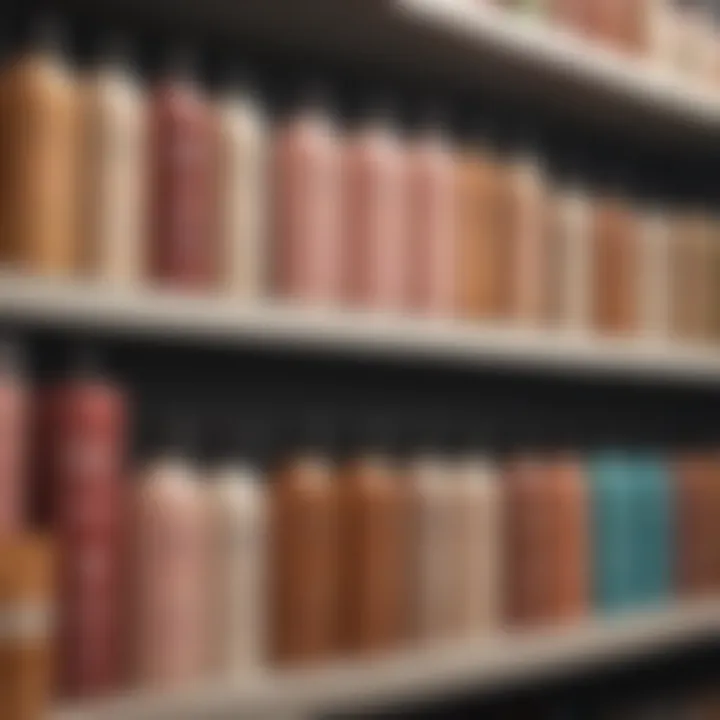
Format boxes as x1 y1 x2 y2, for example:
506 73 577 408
483 0 720 91
0 343 719 703
1 13 720 344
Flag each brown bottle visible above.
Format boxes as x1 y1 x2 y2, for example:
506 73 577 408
503 423 556 628
149 47 215 289
674 452 720 598
0 14 78 276
0 536 55 720
545 449 589 623
592 170 638 336
337 418 408 655
269 416 338 665
455 125 500 321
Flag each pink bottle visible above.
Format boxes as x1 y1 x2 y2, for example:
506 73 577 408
272 84 343 305
0 341 28 536
149 47 215 289
130 419 205 687
35 351 127 698
343 102 408 311
406 109 456 317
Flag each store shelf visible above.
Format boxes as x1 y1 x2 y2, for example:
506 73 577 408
2 275 720 383
53 602 720 720
62 0 720 145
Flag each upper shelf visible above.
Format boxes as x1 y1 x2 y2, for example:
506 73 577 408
3 275 720 384
62 0 720 147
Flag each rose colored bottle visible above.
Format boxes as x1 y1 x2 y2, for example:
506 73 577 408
203 422 267 675
78 35 147 285
336 417 408 655
0 14 78 276
149 47 215 289
343 102 408 311
406 109 457 317
272 84 343 305
213 68 268 300
269 414 338 665
34 351 127 699
131 418 206 687
0 341 28 537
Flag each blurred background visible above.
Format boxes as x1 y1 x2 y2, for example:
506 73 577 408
1 1 720 719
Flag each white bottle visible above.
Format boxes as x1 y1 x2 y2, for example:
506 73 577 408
454 450 502 638
214 74 268 299
79 37 147 285
204 442 267 674
132 427 206 687
407 448 456 644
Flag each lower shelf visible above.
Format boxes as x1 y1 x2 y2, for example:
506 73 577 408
53 602 720 720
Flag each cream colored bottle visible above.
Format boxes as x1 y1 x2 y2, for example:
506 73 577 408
214 73 268 300
453 441 502 639
78 38 147 285
131 430 206 687
546 163 593 333
0 15 78 276
204 448 267 675
406 445 456 644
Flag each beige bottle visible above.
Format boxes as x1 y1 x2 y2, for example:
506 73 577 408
637 199 671 340
0 15 78 276
546 159 592 333
214 72 268 300
406 434 456 644
131 424 206 687
452 430 502 639
204 432 267 675
78 37 146 285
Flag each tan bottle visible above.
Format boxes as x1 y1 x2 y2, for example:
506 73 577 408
452 425 503 639
78 36 146 285
269 417 338 665
0 536 54 720
502 129 547 325
213 70 268 300
592 169 638 337
455 123 500 321
0 15 78 276
545 156 592 333
405 428 456 644
337 418 408 656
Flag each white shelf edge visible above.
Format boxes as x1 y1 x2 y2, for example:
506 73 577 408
395 0 720 129
1 275 720 382
53 602 720 720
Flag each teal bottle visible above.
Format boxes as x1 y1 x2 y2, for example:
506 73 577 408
587 450 635 614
